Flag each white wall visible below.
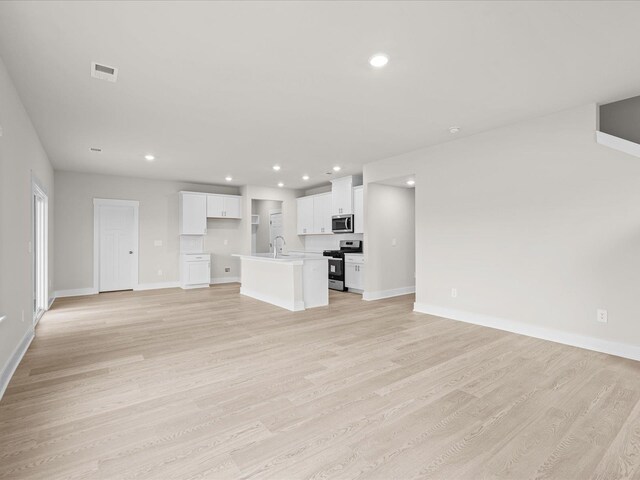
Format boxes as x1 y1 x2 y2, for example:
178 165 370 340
302 234 363 253
0 57 54 387
364 104 640 357
54 171 242 293
364 184 415 297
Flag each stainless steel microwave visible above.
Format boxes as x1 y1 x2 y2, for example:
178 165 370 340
332 214 354 233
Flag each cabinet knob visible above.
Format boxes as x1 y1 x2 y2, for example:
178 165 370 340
129 251 133 254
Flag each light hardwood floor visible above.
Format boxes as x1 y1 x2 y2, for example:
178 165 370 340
1 284 639 479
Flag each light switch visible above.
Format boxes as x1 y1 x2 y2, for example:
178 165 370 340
392 238 397 247
154 240 163 247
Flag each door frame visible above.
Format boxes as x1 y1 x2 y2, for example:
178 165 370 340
93 198 140 293
31 174 49 325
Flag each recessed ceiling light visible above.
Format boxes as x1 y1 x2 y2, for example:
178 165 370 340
302 175 310 181
277 182 284 188
406 179 415 186
449 126 460 134
90 147 102 152
273 165 281 171
225 176 233 182
144 154 155 161
333 166 341 172
369 53 389 68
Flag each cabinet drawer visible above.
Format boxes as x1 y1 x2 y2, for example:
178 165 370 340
184 254 210 262
344 254 364 264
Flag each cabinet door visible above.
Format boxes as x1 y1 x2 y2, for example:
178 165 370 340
320 193 333 233
181 193 207 234
345 263 359 289
297 196 314 235
345 263 364 290
186 261 210 285
331 177 353 215
312 193 332 234
223 196 242 218
353 186 364 234
206 195 224 218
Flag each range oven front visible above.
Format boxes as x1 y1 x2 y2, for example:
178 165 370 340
325 255 345 291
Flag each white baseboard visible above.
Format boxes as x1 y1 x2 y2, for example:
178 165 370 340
54 287 98 298
0 328 35 400
363 286 416 301
47 296 55 309
414 302 640 362
240 287 304 312
210 276 241 285
180 284 210 290
134 281 180 291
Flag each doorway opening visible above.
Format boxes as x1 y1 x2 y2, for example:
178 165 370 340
93 199 139 292
250 199 283 254
32 178 48 324
364 175 416 300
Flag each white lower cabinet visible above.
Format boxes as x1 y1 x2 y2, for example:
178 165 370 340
344 254 364 292
180 254 211 289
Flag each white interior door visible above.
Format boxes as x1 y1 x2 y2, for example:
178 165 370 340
98 204 136 292
269 212 283 254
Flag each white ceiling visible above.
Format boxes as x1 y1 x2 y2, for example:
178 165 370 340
1 1 640 189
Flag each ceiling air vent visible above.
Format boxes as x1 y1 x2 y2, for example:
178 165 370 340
91 62 118 82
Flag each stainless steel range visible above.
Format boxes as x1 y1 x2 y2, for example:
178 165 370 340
323 240 363 291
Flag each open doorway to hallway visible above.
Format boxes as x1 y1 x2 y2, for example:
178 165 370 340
32 177 48 324
364 175 416 300
251 199 283 255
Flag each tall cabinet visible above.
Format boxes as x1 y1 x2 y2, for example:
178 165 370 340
179 191 242 289
179 192 207 235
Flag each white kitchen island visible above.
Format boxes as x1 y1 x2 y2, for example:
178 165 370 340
233 254 328 311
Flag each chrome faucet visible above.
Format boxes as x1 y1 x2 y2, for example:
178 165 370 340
273 236 286 258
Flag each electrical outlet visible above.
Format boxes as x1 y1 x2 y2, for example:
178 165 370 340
597 309 608 323
157 269 163 276
451 288 457 298
225 267 231 273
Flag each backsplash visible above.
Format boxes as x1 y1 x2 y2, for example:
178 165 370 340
301 234 363 252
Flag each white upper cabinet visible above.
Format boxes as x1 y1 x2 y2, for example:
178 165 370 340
223 195 242 218
297 196 314 235
207 194 242 218
298 193 332 235
353 185 364 234
313 193 332 234
331 176 354 215
179 192 207 235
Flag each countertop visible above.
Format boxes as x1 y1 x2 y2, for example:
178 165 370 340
233 253 328 263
